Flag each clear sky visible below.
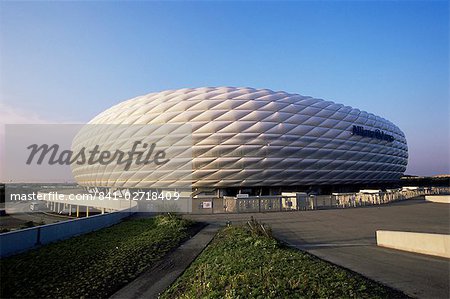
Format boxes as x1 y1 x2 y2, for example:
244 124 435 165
0 1 448 176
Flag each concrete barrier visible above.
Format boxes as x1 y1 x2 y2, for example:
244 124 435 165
425 195 450 204
0 210 133 258
376 230 450 259
0 227 39 258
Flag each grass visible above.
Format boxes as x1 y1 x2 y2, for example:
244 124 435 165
1 214 194 298
162 219 408 299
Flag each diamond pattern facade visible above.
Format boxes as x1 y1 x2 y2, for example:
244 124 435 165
73 87 408 188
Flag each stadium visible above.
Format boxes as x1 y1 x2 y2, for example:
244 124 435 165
71 87 408 196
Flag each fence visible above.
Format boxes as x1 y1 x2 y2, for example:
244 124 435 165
0 209 134 258
2 187 448 256
191 186 450 214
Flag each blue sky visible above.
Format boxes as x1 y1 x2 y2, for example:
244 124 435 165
0 1 448 176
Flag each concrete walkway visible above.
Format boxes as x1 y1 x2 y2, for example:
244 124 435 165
184 198 450 299
110 224 219 299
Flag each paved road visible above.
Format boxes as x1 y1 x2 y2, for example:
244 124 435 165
184 198 450 299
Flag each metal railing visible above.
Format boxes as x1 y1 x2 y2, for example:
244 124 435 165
190 186 450 214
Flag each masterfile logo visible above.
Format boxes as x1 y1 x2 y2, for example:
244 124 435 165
3 124 193 186
26 141 170 171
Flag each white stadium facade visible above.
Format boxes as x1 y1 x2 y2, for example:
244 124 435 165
72 87 408 195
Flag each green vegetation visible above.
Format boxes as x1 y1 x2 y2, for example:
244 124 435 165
1 214 194 298
162 219 408 299
1 217 46 233
22 220 43 228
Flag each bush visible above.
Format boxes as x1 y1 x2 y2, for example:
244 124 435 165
21 221 35 228
246 216 273 238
